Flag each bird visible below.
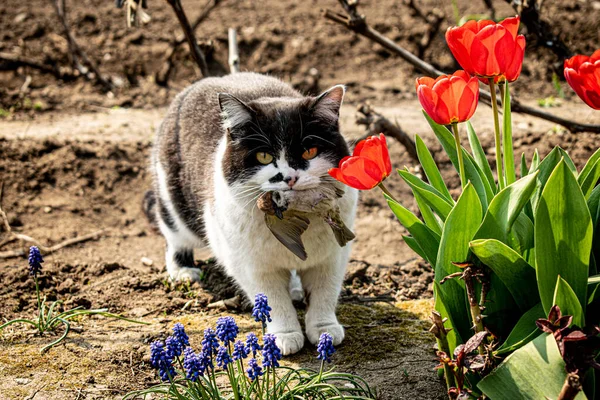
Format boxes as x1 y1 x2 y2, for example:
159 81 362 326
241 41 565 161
257 184 355 261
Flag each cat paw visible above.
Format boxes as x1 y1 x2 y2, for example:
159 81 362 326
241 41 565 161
273 331 305 356
170 267 203 282
306 322 345 346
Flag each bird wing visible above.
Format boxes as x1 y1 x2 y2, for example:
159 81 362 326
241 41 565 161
265 213 310 261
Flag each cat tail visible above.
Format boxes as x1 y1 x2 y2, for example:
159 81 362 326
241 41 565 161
142 190 159 231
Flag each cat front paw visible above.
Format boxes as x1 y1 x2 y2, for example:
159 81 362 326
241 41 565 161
273 331 305 356
170 267 203 282
306 322 345 346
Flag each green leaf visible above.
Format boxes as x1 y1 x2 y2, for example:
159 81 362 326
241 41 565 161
495 303 544 355
529 149 540 174
398 170 453 221
435 183 483 343
558 148 579 176
403 235 428 262
478 334 588 400
424 113 490 209
520 153 527 179
469 239 539 311
578 147 600 199
535 159 593 316
415 134 453 202
589 184 600 226
553 276 585 328
414 192 442 235
530 146 562 213
387 198 440 267
502 83 516 186
467 121 496 193
434 281 462 353
474 172 539 246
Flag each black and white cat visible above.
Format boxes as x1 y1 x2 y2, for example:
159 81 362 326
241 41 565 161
145 72 358 355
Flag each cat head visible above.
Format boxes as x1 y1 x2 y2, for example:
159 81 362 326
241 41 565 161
218 85 349 196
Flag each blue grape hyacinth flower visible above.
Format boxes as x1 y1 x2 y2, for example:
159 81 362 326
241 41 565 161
216 316 239 345
150 340 176 382
201 327 220 358
317 332 336 363
28 246 43 276
183 347 205 382
216 345 232 369
232 340 249 361
172 323 190 348
245 332 261 357
246 358 263 381
165 335 184 359
261 334 282 368
252 293 272 325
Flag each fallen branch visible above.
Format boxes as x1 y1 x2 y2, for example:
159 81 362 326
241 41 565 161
0 184 106 259
156 0 220 85
355 103 418 162
228 28 240 73
165 0 210 78
323 0 600 134
51 0 113 91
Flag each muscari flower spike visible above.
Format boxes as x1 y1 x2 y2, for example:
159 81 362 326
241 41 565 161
165 335 184 359
317 332 336 363
252 293 272 324
172 323 190 348
216 345 232 369
183 347 205 382
261 333 282 368
232 340 249 361
28 246 43 276
202 327 220 358
150 340 176 382
216 316 239 345
247 358 263 381
245 332 262 358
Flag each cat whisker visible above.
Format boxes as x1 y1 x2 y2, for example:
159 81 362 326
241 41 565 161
303 135 336 147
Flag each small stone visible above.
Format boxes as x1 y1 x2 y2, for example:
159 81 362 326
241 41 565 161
141 257 153 266
14 378 30 385
44 206 52 213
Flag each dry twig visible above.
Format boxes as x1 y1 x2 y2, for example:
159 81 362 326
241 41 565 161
323 0 600 134
355 103 418 162
0 183 106 259
51 0 112 91
228 28 240 73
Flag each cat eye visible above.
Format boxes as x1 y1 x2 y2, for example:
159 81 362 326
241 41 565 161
302 147 318 160
256 152 274 164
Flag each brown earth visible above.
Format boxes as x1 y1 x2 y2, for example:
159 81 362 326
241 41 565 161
2 0 600 399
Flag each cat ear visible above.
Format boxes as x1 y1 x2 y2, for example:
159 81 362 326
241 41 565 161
218 93 253 132
311 85 346 125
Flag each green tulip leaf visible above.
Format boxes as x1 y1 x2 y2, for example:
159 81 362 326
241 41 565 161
495 302 544 355
403 235 428 262
520 153 528 179
414 192 442 235
469 239 539 311
467 121 496 193
502 83 516 186
558 148 578 176
474 172 539 246
387 198 440 267
424 112 491 209
535 159 593 316
553 276 585 328
434 280 462 353
478 333 588 400
578 147 600 199
529 149 540 174
415 134 453 203
530 146 562 213
435 183 482 343
398 170 453 221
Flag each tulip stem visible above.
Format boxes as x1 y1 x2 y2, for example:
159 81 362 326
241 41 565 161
378 182 398 203
451 123 467 189
489 80 505 189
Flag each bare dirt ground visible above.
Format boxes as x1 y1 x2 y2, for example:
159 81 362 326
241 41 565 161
2 0 600 399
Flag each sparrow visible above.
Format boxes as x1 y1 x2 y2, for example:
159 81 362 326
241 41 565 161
257 184 355 261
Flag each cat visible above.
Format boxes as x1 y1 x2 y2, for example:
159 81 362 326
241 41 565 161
144 72 358 355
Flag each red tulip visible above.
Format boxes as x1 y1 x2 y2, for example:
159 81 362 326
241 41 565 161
446 16 526 83
564 50 600 110
415 71 480 126
328 134 392 190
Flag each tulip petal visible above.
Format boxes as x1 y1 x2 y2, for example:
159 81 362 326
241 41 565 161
499 16 520 39
472 24 506 77
354 134 391 178
446 27 476 74
503 35 525 82
338 157 384 190
379 133 392 176
418 84 450 125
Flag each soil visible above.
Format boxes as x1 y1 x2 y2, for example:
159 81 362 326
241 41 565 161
2 0 600 399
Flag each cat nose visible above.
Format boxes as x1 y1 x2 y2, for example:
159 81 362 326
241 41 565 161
283 176 297 188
